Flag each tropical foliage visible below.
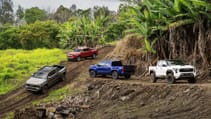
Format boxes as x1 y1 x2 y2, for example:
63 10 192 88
58 13 111 48
120 0 211 69
25 7 47 24
0 21 60 49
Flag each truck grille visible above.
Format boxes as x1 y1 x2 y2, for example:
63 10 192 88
26 84 41 91
179 68 194 72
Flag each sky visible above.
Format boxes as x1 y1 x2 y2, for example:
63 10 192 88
13 0 124 12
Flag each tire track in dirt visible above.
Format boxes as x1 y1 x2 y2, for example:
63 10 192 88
0 46 114 117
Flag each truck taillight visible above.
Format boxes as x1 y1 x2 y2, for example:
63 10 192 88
122 67 125 73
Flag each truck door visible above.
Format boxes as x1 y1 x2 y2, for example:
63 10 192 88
82 48 90 57
96 61 106 74
156 61 167 77
103 61 111 74
47 70 58 86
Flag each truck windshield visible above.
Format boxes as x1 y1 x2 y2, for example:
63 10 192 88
167 60 186 65
112 61 122 66
33 72 48 79
74 49 82 52
33 67 52 79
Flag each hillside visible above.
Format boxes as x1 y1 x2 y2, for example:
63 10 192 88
8 39 211 119
0 46 114 118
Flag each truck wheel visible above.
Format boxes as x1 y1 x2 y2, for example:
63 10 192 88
92 54 97 59
67 58 71 62
41 85 48 94
76 56 81 61
61 74 66 81
112 71 118 80
150 72 157 83
89 70 96 78
125 75 131 79
188 77 196 83
167 73 175 84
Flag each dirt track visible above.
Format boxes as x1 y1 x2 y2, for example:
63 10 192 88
0 46 114 117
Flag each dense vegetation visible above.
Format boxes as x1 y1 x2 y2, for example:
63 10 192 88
0 49 65 94
120 0 211 77
0 2 124 49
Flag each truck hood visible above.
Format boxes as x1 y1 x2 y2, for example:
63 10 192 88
26 77 46 85
169 65 194 69
67 52 80 56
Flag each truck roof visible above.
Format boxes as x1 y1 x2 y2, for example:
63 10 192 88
159 60 183 62
104 59 121 62
37 66 57 74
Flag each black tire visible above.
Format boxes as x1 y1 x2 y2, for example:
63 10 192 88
76 56 81 61
61 74 66 81
89 70 96 78
112 71 118 80
125 75 131 79
92 54 97 59
188 77 196 83
167 73 175 84
41 85 48 94
150 72 157 83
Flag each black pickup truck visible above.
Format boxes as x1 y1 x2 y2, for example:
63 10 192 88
25 65 66 93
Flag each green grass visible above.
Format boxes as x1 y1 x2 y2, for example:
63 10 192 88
4 112 14 119
32 84 81 105
0 49 66 94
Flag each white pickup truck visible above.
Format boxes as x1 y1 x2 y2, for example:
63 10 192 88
149 60 196 84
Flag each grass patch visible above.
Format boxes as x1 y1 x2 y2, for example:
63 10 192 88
0 49 66 94
106 40 118 45
4 112 14 119
32 84 81 105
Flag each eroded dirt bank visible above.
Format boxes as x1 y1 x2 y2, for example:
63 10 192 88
14 79 211 119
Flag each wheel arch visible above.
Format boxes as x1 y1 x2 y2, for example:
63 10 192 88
150 70 155 74
111 70 118 73
166 70 173 75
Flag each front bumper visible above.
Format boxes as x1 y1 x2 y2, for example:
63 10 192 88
25 84 41 92
174 72 196 79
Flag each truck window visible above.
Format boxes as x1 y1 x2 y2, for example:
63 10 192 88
98 61 106 66
157 61 167 67
167 60 186 65
74 49 82 52
48 70 56 77
112 61 122 66
83 48 89 51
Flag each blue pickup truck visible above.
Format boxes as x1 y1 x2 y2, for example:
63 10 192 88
89 60 135 79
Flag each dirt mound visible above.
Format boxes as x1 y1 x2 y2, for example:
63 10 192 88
106 35 148 76
14 80 211 119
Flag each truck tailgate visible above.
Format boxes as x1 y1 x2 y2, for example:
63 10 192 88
123 65 136 74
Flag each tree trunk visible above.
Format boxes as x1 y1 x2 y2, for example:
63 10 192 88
169 28 176 59
198 21 208 69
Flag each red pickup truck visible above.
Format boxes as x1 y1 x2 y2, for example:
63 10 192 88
67 47 98 61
